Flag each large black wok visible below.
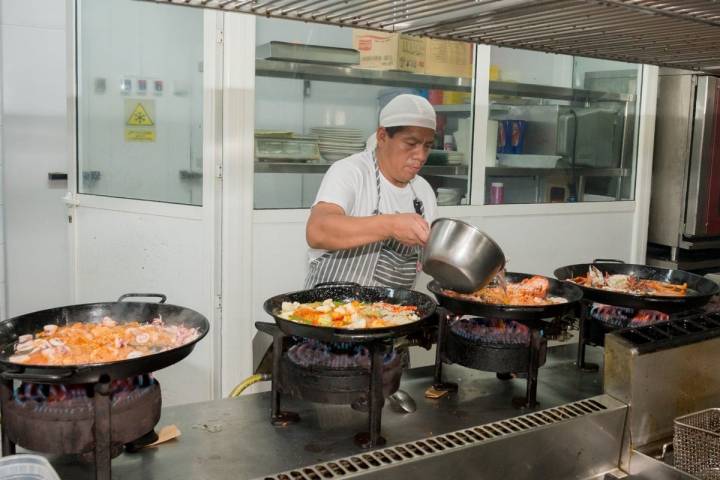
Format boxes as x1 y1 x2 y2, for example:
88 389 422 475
554 260 719 312
428 272 583 320
0 294 209 384
263 282 437 343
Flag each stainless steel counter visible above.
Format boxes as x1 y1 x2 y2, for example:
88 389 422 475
48 344 604 479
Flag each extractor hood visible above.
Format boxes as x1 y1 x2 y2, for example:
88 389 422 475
137 0 720 73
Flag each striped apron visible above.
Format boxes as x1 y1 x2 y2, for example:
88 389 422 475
305 154 425 289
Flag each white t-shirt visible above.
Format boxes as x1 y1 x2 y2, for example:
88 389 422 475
308 150 438 262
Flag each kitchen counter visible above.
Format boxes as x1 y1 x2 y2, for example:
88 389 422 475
49 344 603 479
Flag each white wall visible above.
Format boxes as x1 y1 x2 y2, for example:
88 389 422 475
1 0 71 317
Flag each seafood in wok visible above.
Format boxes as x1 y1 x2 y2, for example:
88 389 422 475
570 265 687 297
443 275 568 306
9 316 200 366
278 299 419 329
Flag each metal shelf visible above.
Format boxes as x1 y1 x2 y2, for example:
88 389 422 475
255 60 632 103
254 161 468 176
486 167 629 177
255 59 472 92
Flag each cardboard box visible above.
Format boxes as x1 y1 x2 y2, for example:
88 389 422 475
352 29 425 73
424 38 474 78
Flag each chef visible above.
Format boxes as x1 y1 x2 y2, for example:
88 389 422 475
305 94 439 289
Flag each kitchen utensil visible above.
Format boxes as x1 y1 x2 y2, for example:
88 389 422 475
554 260 720 312
263 282 437 343
428 272 582 320
422 218 506 293
0 294 209 384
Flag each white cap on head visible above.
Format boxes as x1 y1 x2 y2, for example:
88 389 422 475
379 94 437 130
365 94 436 151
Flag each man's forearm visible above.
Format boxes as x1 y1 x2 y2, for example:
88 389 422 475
307 214 391 251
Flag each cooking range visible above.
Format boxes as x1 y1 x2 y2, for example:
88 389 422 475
554 261 720 370
260 283 437 448
428 273 582 409
0 294 209 480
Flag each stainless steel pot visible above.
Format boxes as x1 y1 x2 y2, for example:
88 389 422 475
422 218 505 293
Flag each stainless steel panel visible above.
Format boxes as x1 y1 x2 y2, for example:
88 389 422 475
261 395 627 480
604 333 720 471
648 72 695 248
628 450 699 480
686 76 720 237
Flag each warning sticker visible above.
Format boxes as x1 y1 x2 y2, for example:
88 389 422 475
124 99 156 142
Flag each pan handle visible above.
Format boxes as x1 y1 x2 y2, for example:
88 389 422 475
255 321 280 336
593 259 625 264
313 281 361 289
117 293 167 304
0 369 74 382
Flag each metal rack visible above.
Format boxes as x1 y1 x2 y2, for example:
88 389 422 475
140 0 720 73
255 60 634 103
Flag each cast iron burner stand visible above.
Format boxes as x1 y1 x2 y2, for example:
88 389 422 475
576 300 600 372
265 326 393 449
0 376 114 480
432 311 544 409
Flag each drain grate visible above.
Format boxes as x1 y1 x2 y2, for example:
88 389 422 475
258 398 608 480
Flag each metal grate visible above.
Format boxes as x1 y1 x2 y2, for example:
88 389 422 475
675 408 720 479
256 397 608 480
137 0 720 73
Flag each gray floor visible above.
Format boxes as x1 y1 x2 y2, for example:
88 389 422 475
47 344 605 479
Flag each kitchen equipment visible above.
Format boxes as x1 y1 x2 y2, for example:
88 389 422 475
554 261 719 313
556 107 623 168
262 282 437 343
428 272 582 321
0 293 210 384
0 293 209 480
422 218 506 293
605 315 720 472
256 41 360 66
255 135 320 162
649 71 720 269
674 408 720 479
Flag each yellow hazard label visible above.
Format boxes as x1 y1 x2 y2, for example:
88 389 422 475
127 102 154 126
125 129 156 142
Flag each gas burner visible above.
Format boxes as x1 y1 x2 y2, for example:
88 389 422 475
449 317 530 345
1 375 161 476
256 323 402 449
433 312 547 409
590 303 668 329
287 339 397 369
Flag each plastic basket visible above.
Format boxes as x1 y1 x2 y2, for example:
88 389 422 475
0 454 61 480
675 408 720 479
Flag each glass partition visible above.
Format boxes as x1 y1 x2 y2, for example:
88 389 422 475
253 17 475 209
77 0 204 205
484 47 640 204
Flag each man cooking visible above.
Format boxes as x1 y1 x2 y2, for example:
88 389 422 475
305 94 439 289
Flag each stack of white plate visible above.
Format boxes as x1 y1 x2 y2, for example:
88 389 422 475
311 127 366 162
446 151 465 165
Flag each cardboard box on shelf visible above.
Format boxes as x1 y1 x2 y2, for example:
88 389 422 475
424 38 474 78
352 29 425 73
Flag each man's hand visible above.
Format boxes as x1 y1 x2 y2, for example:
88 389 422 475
387 213 430 246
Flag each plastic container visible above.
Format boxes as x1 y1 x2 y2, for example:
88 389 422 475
490 182 504 205
0 454 61 480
